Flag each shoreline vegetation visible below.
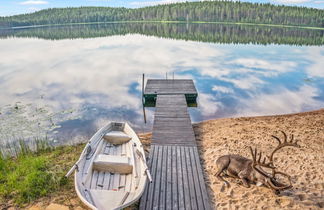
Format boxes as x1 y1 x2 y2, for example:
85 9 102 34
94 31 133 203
1 109 323 209
2 20 324 31
0 1 323 29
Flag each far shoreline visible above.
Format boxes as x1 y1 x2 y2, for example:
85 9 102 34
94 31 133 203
1 20 324 31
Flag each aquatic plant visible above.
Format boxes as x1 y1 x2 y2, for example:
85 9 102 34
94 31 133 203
0 102 79 156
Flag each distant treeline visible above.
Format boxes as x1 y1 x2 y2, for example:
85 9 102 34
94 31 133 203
0 1 323 28
1 23 323 45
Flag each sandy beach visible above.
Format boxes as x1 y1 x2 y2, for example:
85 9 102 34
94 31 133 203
193 109 324 209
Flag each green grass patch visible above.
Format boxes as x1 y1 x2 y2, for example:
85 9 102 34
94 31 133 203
0 154 55 204
0 142 84 206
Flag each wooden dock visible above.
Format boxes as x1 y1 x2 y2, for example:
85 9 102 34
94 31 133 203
140 79 211 210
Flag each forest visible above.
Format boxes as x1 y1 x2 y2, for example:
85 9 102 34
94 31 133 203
0 1 323 28
0 23 323 45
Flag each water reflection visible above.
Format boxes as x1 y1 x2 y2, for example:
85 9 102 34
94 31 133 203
0 32 323 144
1 23 323 45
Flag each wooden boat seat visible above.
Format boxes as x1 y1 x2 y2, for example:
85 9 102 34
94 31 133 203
103 131 131 145
90 189 131 210
93 154 133 174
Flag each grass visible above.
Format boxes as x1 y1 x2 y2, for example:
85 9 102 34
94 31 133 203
0 140 85 207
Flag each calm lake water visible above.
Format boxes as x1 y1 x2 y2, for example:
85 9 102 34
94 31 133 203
0 23 323 144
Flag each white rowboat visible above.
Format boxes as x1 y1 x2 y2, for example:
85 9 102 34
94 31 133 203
66 122 151 210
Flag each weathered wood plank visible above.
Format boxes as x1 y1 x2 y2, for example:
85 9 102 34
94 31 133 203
166 146 172 210
193 147 211 210
103 145 112 190
139 145 153 210
181 146 191 210
91 170 98 189
144 145 158 210
153 146 163 209
189 147 205 209
185 146 198 209
96 171 105 190
159 146 167 209
171 146 178 210
176 146 185 209
114 145 122 190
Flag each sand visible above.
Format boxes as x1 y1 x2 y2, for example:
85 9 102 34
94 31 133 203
193 109 324 210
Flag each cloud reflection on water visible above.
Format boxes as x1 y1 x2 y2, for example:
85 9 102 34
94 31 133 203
0 35 323 142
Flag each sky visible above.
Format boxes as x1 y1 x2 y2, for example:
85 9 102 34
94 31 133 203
0 0 323 17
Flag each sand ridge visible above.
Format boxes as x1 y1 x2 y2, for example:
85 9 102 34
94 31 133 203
193 109 324 209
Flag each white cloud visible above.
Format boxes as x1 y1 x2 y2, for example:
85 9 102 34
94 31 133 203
212 86 234 94
314 0 324 3
19 0 48 5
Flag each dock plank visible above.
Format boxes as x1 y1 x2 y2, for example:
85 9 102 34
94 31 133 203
159 146 167 209
185 146 198 210
176 146 185 209
166 146 172 210
153 146 163 209
189 147 205 209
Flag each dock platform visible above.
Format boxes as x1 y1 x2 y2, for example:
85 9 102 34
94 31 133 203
139 79 211 210
143 79 198 107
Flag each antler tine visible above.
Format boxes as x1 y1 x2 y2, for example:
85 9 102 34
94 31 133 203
271 135 281 145
280 130 287 143
257 151 262 163
262 157 267 164
249 146 255 162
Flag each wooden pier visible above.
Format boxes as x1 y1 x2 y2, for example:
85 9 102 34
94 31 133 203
140 79 211 210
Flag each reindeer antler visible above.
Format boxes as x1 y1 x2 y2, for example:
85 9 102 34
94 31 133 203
249 146 275 169
269 131 301 164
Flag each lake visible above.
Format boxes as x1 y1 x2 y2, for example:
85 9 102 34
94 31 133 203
0 23 323 144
